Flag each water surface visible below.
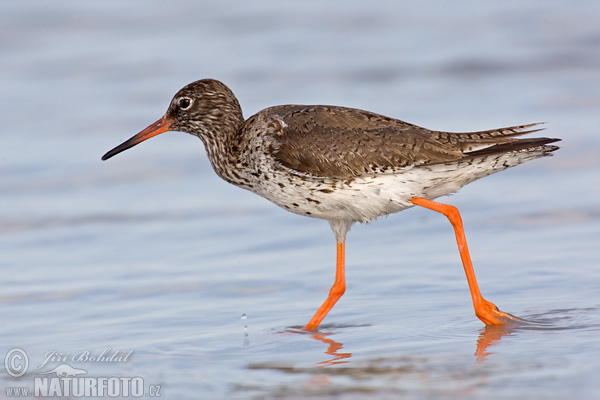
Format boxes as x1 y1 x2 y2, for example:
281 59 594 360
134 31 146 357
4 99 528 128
1 1 600 398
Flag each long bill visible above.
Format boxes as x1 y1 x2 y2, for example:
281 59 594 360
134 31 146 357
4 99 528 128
101 117 173 160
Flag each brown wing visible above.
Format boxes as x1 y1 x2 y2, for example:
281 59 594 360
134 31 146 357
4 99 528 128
259 105 555 179
262 105 465 178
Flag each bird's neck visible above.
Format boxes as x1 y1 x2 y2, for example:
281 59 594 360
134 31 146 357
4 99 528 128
198 105 246 184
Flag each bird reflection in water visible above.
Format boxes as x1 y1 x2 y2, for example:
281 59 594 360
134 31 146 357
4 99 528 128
310 331 352 367
299 322 524 366
475 324 517 363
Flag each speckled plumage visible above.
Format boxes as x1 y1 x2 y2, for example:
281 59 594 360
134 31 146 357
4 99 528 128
102 79 561 329
103 79 558 241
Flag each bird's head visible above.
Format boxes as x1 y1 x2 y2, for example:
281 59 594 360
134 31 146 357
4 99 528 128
102 79 243 161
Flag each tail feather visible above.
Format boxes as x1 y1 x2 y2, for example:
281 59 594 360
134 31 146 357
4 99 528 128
464 137 560 159
435 123 550 153
462 122 547 139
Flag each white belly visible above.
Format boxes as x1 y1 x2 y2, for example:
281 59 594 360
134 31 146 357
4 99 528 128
251 149 538 224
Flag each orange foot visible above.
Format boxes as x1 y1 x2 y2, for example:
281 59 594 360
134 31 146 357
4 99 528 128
475 298 524 326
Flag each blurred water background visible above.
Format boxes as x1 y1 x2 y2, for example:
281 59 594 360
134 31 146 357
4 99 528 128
1 1 599 398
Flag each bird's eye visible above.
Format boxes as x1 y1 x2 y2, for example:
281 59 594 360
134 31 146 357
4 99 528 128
178 97 192 110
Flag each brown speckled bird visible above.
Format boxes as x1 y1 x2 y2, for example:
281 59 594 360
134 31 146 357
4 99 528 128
102 79 560 330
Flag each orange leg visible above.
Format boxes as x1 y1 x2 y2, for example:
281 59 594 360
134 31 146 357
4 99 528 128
411 197 522 325
303 242 346 331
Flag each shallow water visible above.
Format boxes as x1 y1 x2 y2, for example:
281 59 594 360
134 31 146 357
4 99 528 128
2 1 600 399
